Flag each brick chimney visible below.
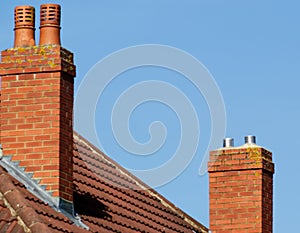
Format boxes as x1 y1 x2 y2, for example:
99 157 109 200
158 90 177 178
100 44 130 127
0 4 75 212
208 136 275 233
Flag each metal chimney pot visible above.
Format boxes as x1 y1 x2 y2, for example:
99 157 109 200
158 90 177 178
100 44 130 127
245 135 256 144
223 138 234 148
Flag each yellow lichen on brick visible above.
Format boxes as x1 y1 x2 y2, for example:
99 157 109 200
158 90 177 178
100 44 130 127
247 147 261 165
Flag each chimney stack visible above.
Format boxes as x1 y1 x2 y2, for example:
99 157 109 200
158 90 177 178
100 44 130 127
14 6 36 47
39 4 61 45
208 136 275 232
0 4 76 213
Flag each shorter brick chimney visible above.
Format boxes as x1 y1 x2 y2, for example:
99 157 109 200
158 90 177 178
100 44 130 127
208 136 275 233
0 4 75 213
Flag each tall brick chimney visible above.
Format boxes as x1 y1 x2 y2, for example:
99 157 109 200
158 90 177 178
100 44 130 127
0 4 75 212
208 136 274 233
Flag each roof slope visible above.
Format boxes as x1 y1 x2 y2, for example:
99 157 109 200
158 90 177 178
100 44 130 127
0 198 24 233
0 166 90 233
73 132 207 233
0 132 208 233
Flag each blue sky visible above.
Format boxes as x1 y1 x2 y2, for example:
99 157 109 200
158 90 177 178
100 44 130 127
1 1 299 232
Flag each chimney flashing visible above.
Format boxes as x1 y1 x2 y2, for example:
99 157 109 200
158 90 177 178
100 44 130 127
0 156 89 230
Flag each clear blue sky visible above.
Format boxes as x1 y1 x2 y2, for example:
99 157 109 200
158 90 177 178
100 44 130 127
1 1 299 232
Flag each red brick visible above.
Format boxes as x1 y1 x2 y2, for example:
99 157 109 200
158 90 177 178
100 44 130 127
25 166 43 172
17 145 34 153
34 122 51 129
18 99 35 105
19 70 36 77
2 88 17 94
1 100 16 106
26 79 43 86
43 153 59 158
2 150 16 157
17 124 34 130
19 160 34 166
33 159 50 165
25 141 43 147
10 155 25 161
10 93 27 100
26 117 43 123
26 154 43 160
1 125 17 131
17 112 34 117
43 165 59 171
4 142 25 149
1 137 17 143
40 177 59 184
18 86 34 93
27 92 43 99
1 113 17 118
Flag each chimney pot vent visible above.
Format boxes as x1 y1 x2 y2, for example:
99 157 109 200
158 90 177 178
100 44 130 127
40 4 61 27
245 135 256 144
39 4 61 45
223 138 234 148
14 6 36 47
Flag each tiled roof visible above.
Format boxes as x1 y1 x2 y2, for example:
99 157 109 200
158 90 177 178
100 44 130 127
0 166 90 233
0 132 208 233
0 199 24 233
